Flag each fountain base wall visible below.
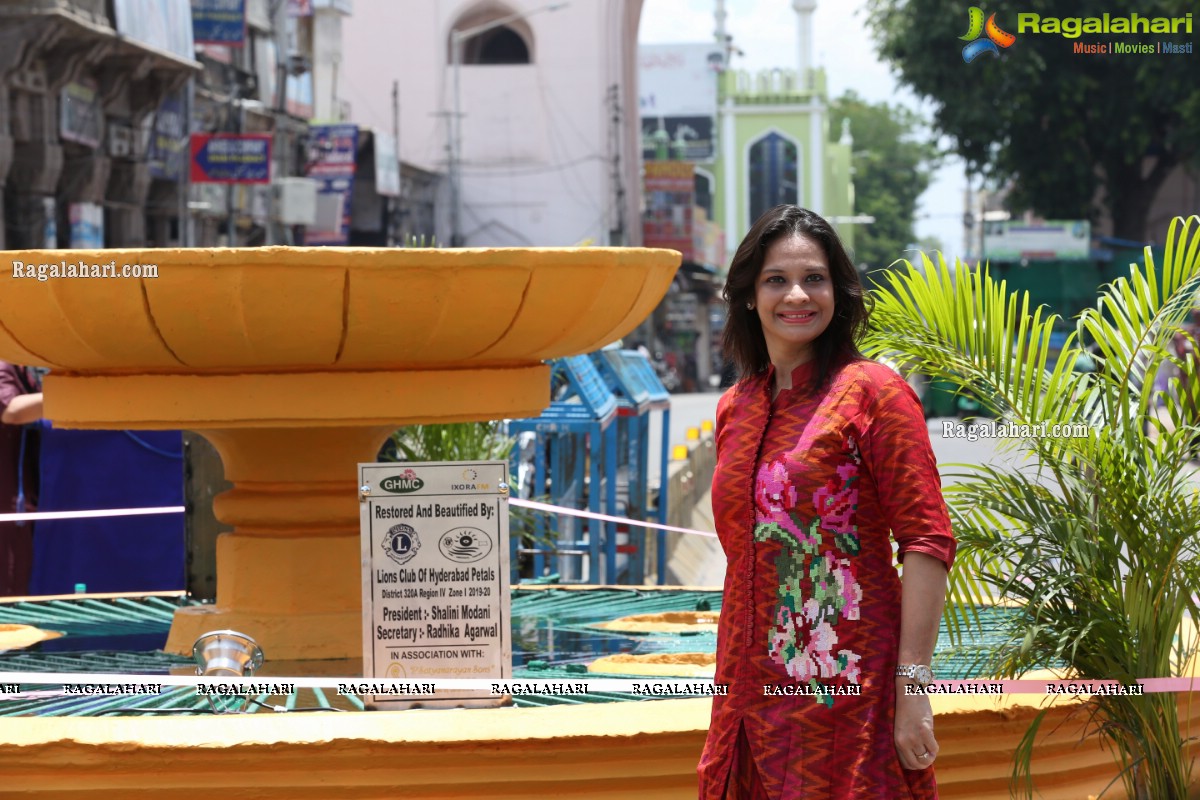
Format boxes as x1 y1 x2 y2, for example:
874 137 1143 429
4 697 1200 798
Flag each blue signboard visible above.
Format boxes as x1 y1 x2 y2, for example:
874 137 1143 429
148 94 186 180
190 133 271 183
192 0 245 46
304 124 358 245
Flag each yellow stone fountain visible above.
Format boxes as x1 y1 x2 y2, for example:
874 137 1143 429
5 246 1199 799
0 246 678 662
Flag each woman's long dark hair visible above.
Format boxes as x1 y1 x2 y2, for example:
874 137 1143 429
721 204 871 389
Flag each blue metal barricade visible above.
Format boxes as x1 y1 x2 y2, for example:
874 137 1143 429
508 355 619 584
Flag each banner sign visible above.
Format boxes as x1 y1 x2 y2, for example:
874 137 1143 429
192 0 246 46
374 130 401 198
304 124 357 245
983 220 1092 261
60 81 102 148
69 203 104 249
189 133 271 183
148 95 187 180
643 160 696 256
359 460 511 710
639 43 721 162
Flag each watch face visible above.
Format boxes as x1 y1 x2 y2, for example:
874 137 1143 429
915 665 934 685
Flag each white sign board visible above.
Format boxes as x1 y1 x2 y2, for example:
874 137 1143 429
373 129 401 198
359 460 511 709
983 220 1092 261
638 43 722 117
638 43 722 162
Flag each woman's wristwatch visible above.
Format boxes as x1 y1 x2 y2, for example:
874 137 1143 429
895 664 935 688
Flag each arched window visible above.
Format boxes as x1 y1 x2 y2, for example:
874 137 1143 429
449 4 536 65
747 131 800 225
463 26 530 64
694 170 715 220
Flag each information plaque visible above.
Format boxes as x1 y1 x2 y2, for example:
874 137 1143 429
358 461 511 709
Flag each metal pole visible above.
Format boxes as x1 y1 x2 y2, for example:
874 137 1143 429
267 0 290 246
225 69 238 246
180 77 194 247
978 186 986 265
392 79 400 246
450 32 462 247
331 56 340 121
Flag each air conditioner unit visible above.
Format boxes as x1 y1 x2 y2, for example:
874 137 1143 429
272 177 319 225
109 125 134 159
286 53 311 77
188 183 228 217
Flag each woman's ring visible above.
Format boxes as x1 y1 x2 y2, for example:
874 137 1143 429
918 752 931 759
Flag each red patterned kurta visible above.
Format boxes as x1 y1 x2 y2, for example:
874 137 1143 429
699 358 956 800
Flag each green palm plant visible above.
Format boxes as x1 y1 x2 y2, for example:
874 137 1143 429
380 422 554 571
862 216 1200 800
381 421 515 464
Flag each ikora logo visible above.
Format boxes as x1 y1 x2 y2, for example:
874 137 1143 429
960 6 1017 62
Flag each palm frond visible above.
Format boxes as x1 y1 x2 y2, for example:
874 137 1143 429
866 217 1200 799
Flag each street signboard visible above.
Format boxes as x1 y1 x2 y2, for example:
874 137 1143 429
373 130 400 197
60 81 102 148
983 220 1092 261
192 0 246 46
189 133 271 183
359 460 512 710
643 160 695 256
148 94 186 180
304 124 357 244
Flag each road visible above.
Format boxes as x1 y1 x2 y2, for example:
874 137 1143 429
646 391 722 489
646 390 1020 491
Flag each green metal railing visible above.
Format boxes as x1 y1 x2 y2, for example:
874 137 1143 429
0 589 1021 716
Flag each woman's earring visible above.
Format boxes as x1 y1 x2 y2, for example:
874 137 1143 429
746 302 754 311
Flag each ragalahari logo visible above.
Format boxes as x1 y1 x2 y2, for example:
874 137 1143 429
960 6 1017 62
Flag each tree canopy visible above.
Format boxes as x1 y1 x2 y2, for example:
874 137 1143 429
866 0 1200 242
828 91 942 272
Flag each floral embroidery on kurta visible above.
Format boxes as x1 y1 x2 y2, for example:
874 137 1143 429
753 439 863 705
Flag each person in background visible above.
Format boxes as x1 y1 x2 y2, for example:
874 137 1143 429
0 362 44 596
699 205 956 799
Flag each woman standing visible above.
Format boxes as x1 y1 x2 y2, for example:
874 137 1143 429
698 206 956 799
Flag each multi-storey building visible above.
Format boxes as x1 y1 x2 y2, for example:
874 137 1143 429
341 0 645 248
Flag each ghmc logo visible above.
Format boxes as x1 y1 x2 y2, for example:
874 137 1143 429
380 468 424 494
960 6 1016 62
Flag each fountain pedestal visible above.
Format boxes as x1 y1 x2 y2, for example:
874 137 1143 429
1 247 678 662
49 364 548 660
168 425 393 661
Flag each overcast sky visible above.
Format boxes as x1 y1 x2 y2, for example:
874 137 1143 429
638 0 967 260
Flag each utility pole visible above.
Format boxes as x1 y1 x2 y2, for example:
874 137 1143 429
608 84 625 246
392 79 401 246
226 91 239 247
331 55 341 121
449 24 464 246
180 77 193 247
